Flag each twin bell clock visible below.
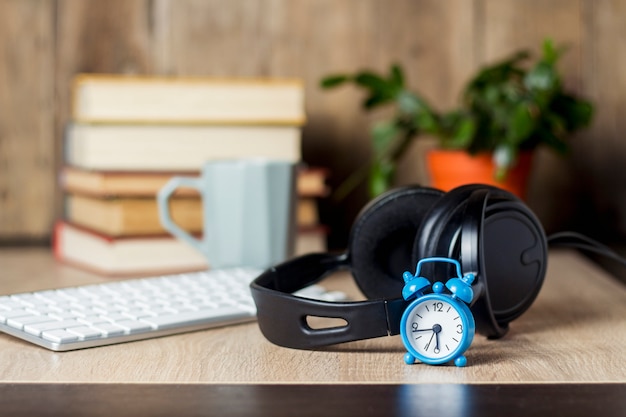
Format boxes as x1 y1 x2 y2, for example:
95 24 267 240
400 257 476 367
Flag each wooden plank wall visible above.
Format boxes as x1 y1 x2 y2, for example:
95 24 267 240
1 0 625 248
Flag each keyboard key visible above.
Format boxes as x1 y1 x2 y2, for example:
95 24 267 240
7 315 56 329
0 309 34 323
77 316 113 326
91 323 126 337
114 320 152 334
49 312 81 321
26 307 59 315
122 310 155 320
41 329 80 344
100 313 132 322
67 326 103 340
0 299 27 310
24 319 83 336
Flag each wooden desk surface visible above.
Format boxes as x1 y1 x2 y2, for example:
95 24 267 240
0 248 625 384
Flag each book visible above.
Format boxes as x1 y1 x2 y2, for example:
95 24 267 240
53 222 327 277
296 198 320 228
64 123 301 171
65 194 203 237
60 166 328 198
64 194 321 237
53 222 209 277
296 167 330 197
71 74 305 125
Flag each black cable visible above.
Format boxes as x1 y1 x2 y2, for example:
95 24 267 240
547 231 626 268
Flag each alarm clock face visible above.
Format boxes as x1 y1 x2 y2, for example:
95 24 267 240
401 294 475 364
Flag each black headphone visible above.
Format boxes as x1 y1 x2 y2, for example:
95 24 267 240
250 183 574 350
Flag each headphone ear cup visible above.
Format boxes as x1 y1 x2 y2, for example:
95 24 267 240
413 184 548 336
349 186 443 299
480 193 547 324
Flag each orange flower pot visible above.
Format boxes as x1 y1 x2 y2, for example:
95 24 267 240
425 150 533 199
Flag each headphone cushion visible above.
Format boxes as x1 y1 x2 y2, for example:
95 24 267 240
413 184 507 262
349 186 443 299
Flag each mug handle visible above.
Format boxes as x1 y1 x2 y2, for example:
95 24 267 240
157 176 205 254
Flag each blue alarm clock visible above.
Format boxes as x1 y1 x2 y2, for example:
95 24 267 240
400 257 476 367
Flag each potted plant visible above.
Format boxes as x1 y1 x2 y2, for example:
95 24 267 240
321 39 594 199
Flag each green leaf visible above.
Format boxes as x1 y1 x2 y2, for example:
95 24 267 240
371 121 399 155
524 62 559 92
551 94 594 130
483 84 502 107
536 127 569 154
465 50 528 91
364 93 393 109
368 160 395 197
493 145 517 181
449 117 476 148
352 71 399 108
397 91 429 115
541 38 561 66
320 75 350 89
414 110 438 133
569 100 594 128
389 64 405 88
508 103 535 144
354 72 391 92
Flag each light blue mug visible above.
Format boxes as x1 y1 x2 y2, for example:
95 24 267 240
157 159 296 269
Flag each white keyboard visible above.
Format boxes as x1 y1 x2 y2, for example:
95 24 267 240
0 267 267 351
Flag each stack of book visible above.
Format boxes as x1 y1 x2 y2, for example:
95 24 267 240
291 167 330 254
55 74 327 277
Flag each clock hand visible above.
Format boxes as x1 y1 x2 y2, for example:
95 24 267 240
433 324 442 354
412 328 435 333
424 331 436 352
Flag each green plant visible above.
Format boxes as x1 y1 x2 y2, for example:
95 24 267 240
321 39 594 197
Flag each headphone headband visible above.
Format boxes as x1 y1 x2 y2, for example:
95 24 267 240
250 253 409 349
